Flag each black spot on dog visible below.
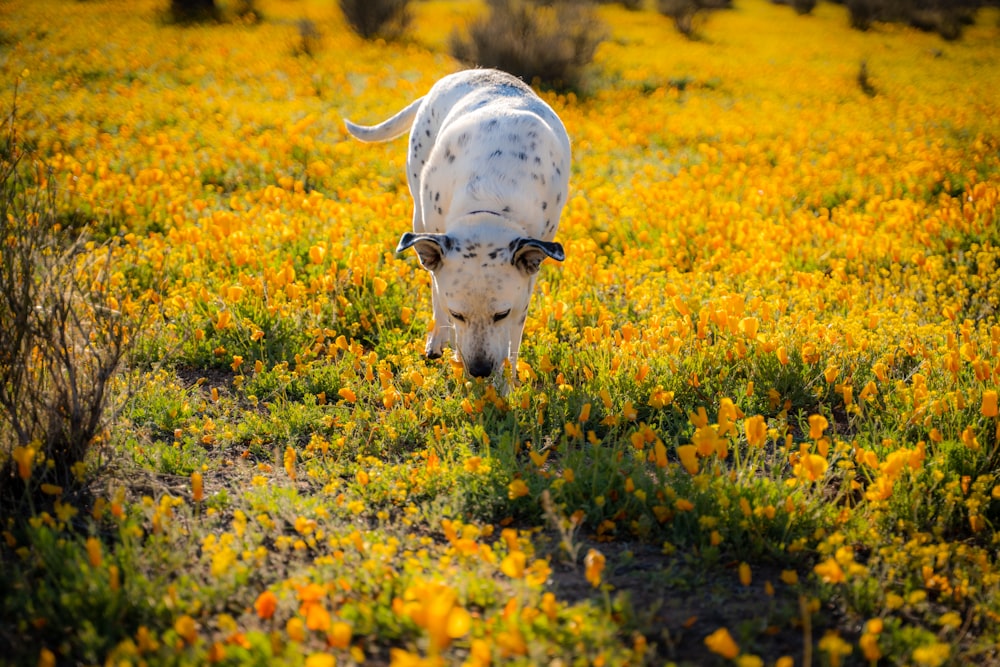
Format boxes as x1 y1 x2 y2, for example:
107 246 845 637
533 156 542 166
541 201 548 211
490 149 503 159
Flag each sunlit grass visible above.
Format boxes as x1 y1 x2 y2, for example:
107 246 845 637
2 0 999 664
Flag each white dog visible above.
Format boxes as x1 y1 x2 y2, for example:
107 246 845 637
344 69 570 379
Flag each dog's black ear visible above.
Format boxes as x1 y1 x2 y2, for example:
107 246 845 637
511 238 565 276
396 232 453 271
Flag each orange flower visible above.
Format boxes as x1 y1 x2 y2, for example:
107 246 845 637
584 548 605 587
982 390 998 417
191 471 204 502
704 627 739 659
12 445 35 480
85 536 102 568
255 590 278 619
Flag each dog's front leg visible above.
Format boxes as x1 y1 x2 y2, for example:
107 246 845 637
425 275 453 359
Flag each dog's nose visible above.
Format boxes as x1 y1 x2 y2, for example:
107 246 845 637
467 359 494 378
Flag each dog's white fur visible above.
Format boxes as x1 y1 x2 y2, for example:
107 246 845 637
344 69 570 379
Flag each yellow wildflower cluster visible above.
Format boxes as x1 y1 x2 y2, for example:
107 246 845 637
3 0 1000 664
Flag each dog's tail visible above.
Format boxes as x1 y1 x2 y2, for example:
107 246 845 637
343 96 424 143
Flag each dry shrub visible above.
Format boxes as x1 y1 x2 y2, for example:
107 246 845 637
845 0 978 39
339 0 411 40
657 0 731 38
167 0 220 23
450 0 608 92
772 0 818 15
295 18 322 57
0 98 142 512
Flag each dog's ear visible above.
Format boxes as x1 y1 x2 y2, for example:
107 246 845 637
511 238 565 276
396 232 453 271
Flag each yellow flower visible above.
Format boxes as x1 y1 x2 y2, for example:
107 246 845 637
174 614 199 645
214 309 231 330
501 550 526 578
738 562 751 586
818 631 852 667
739 316 759 339
584 548 605 587
287 616 306 642
808 414 828 440
704 627 739 659
814 557 845 584
911 642 950 667
744 414 767 447
796 453 828 482
676 444 699 474
859 632 882 661
308 245 326 265
328 621 352 649
507 479 529 499
305 653 336 667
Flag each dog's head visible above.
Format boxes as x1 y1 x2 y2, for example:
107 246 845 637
397 229 564 378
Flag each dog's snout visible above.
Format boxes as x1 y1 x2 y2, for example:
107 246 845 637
467 358 494 378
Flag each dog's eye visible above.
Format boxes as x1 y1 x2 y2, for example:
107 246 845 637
449 311 466 323
493 309 511 323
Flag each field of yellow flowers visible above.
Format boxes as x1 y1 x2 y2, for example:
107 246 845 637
2 0 1000 664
